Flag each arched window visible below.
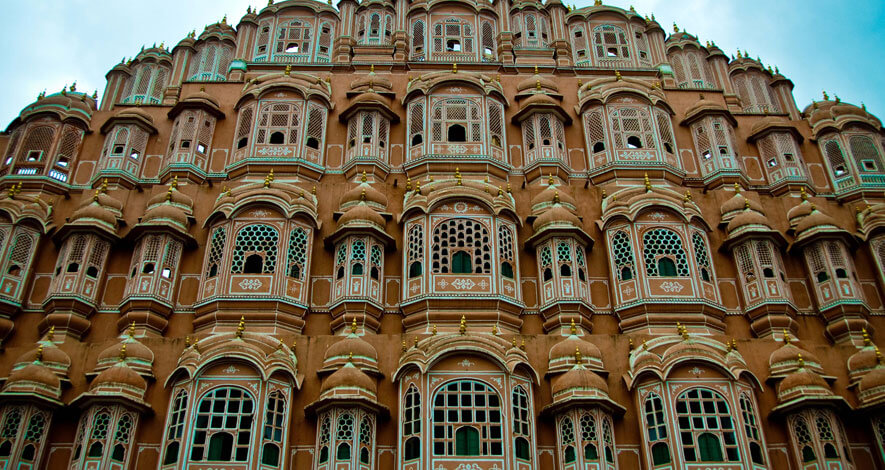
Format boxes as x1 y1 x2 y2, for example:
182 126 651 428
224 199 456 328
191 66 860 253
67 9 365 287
261 391 286 466
849 134 885 172
191 387 253 462
287 227 308 279
739 393 765 465
432 19 473 55
407 224 424 278
431 219 492 274
512 386 531 461
188 41 233 81
19 412 47 463
432 380 502 456
318 416 331 463
602 417 615 463
691 232 713 282
643 228 690 277
122 62 170 104
87 411 111 458
411 20 426 60
480 20 495 61
822 138 849 177
540 245 553 282
162 390 189 465
232 224 279 274
675 388 739 462
498 225 515 280
612 230 635 281
584 108 608 156
275 19 312 58
100 124 150 176
732 71 779 114
571 26 590 65
403 385 421 460
608 107 655 151
255 102 301 147
557 241 573 277
560 416 577 463
336 413 354 460
358 415 374 464
408 100 425 149
592 24 630 64
793 417 816 462
431 99 482 143
351 239 366 276
644 393 671 465
205 227 226 278
580 413 598 460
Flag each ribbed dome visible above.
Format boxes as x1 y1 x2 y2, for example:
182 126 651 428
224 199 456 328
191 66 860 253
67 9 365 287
531 182 577 211
786 198 814 228
115 107 155 125
727 208 772 234
849 346 879 377
683 99 730 124
533 204 582 232
97 340 154 366
4 363 60 392
142 203 188 227
338 203 385 228
341 182 388 208
859 366 885 394
777 367 830 400
351 91 391 107
15 344 71 369
720 190 764 220
551 365 609 396
794 207 841 237
324 334 379 365
769 342 824 377
549 335 602 363
92 362 147 392
516 74 559 94
321 363 377 396
69 201 118 227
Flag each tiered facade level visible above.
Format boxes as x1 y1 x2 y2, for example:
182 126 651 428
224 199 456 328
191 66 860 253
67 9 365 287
2 1 885 469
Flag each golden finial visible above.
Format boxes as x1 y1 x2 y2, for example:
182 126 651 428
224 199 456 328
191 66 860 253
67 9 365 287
536 79 541 91
548 173 555 186
128 321 136 338
497 186 503 197
370 64 375 73
413 336 419 348
642 340 648 350
101 178 109 193
727 339 735 352
520 339 526 350
553 191 560 204
800 187 807 201
406 177 412 191
351 317 358 335
284 65 292 76
628 338 634 350
615 70 622 81
835 94 841 104
460 315 466 335
414 180 421 194
512 337 518 348
783 328 791 344
533 65 538 74
732 339 738 351
492 324 498 335
432 324 437 335
507 183 512 193
863 328 872 346
455 167 462 185
361 170 368 183
684 191 692 202
601 188 607 199
797 353 804 368
166 187 173 202
744 199 751 210
570 319 577 335
672 22 679 33
360 188 367 201
185 335 191 348
822 90 829 101
734 182 741 193
236 315 245 338
810 203 816 212
292 339 297 350
402 340 408 352
119 344 128 361
47 326 55 342
644 173 651 192
574 347 582 364
452 63 457 73
36 344 43 362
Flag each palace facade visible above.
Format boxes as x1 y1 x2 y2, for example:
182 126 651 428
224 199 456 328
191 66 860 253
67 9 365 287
1 1 885 469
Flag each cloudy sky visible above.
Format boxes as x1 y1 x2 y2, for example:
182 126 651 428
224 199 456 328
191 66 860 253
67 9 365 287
0 0 883 127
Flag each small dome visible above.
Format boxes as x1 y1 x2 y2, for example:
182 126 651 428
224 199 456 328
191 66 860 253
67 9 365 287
321 363 377 396
533 204 582 232
341 182 388 209
769 342 824 377
15 344 71 369
338 203 386 228
849 346 879 378
97 340 154 368
520 93 559 109
727 208 772 234
786 198 814 228
551 365 609 397
749 116 792 138
115 107 155 126
324 334 379 365
777 367 830 400
351 91 391 107
548 334 604 374
720 189 764 220
794 207 841 237
683 99 731 124
3 363 61 397
142 203 188 227
92 362 147 392
531 182 577 212
516 74 559 94
859 366 885 395
69 201 119 228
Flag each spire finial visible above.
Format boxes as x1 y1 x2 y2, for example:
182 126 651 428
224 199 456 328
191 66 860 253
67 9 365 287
47 326 55 342
570 319 577 335
236 315 246 338
800 186 807 201
460 315 467 335
553 191 560 204
744 199 751 210
285 64 292 76
644 173 652 192
575 347 582 364
797 353 804 368
783 328 791 345
119 343 127 361
128 321 136 338
863 328 872 346
876 346 883 365
351 318 358 335
360 188 367 201
548 173 555 186
36 344 44 362
615 70 622 81
492 324 498 335
361 170 368 183
432 324 437 335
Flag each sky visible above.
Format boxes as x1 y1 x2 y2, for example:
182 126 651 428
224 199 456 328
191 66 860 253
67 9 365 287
0 0 883 128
